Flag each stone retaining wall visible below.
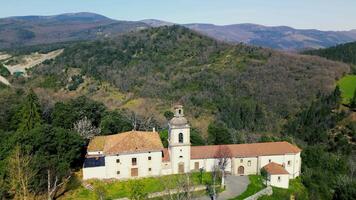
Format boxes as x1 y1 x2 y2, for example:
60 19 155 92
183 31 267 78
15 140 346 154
244 186 272 200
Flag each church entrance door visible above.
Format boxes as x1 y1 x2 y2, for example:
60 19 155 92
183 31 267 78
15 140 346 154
238 166 244 175
178 163 184 173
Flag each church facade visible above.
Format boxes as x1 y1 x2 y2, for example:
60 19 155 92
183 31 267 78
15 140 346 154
83 105 301 188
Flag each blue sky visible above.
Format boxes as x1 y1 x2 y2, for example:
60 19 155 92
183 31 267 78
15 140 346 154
0 0 355 31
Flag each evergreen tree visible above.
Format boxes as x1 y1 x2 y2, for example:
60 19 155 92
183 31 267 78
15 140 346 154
17 89 42 132
207 121 232 145
350 88 356 109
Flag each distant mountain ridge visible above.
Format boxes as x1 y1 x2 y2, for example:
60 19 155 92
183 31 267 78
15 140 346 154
0 12 148 49
1 12 356 50
182 23 356 51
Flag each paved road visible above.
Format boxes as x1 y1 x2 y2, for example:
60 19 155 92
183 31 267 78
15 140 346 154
194 175 249 200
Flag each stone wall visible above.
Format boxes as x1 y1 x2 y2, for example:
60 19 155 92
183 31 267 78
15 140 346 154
244 186 272 200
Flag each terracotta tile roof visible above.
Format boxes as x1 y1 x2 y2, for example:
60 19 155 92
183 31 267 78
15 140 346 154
87 131 164 155
87 136 106 152
162 148 170 162
263 162 289 175
191 142 301 159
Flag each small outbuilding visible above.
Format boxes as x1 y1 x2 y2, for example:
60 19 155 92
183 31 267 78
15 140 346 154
263 162 290 189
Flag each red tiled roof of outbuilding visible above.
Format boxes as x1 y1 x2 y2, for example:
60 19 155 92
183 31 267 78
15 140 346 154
263 162 289 175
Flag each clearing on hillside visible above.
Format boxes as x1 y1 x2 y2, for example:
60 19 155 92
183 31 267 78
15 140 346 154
337 75 356 104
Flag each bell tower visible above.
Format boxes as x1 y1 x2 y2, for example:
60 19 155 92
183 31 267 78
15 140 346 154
168 105 191 174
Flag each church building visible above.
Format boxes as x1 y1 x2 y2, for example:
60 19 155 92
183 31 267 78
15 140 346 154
83 105 301 189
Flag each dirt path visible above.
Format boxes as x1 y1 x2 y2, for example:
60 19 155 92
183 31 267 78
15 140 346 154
0 53 11 61
5 49 63 76
0 75 10 86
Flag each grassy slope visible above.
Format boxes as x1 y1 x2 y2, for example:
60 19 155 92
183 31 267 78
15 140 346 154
62 172 212 200
337 75 356 104
259 178 308 200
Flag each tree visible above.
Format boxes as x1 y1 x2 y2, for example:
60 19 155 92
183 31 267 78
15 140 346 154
161 173 195 200
164 111 174 121
190 129 206 146
52 96 105 129
17 89 42 132
47 169 71 200
13 124 83 195
215 146 232 187
207 121 232 145
260 168 268 186
74 117 101 140
8 145 36 200
350 88 356 109
208 165 220 200
100 111 132 135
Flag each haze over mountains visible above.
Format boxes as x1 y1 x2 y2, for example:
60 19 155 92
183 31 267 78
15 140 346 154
0 12 356 51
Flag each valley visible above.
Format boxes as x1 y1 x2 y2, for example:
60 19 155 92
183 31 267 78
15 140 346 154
0 8 355 200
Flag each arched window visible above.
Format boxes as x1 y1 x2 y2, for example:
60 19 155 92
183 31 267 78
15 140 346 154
178 133 183 143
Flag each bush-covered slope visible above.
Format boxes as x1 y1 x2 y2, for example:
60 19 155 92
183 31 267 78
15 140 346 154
35 25 350 132
304 41 356 65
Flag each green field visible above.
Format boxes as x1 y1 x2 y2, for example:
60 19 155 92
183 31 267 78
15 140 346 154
337 75 356 104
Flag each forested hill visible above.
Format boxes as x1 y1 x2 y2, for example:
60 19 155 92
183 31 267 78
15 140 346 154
304 41 356 65
36 25 350 132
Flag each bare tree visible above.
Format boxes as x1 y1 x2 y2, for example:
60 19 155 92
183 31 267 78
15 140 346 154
8 145 36 200
161 173 195 200
73 116 101 139
215 145 232 187
208 165 220 200
47 169 72 200
126 111 156 131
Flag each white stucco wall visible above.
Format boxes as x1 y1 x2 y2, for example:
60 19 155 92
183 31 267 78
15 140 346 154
259 153 301 179
83 166 106 180
268 174 289 189
190 158 232 173
105 151 162 179
233 157 258 175
161 162 172 175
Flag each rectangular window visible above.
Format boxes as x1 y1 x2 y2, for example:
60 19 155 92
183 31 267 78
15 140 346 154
131 168 138 177
148 156 152 160
288 160 291 166
278 176 281 182
269 159 271 163
132 158 137 166
117 171 120 174
194 162 199 170
247 160 251 166
179 156 183 158
116 159 120 163
148 168 152 171
240 159 243 163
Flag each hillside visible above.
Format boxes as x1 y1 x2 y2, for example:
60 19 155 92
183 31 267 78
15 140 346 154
0 12 148 49
303 41 356 65
30 25 350 133
1 12 356 51
182 23 356 51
